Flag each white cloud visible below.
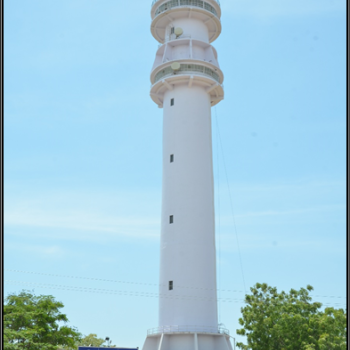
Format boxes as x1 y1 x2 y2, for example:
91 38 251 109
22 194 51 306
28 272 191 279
4 189 161 241
5 180 344 244
223 0 345 19
233 204 343 219
5 242 66 259
218 230 345 254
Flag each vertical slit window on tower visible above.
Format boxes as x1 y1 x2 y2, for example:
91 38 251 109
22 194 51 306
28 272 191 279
169 281 173 290
170 27 175 34
170 98 174 106
169 215 174 224
170 154 174 162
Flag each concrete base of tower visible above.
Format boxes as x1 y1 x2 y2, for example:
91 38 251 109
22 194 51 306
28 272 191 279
142 332 233 350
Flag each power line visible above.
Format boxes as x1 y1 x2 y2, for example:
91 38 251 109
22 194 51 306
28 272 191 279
4 269 245 293
4 280 244 303
4 280 346 308
4 269 346 300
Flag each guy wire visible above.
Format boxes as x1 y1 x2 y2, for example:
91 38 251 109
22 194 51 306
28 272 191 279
214 107 247 293
214 106 222 323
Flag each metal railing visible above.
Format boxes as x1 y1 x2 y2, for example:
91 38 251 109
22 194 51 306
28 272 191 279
153 0 219 18
154 63 220 84
152 0 220 7
147 325 229 335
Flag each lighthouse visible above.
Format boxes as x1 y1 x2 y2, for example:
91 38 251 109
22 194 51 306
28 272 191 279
143 0 232 349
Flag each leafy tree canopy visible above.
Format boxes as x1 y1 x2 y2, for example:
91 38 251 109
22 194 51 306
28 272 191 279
75 333 117 348
236 283 347 350
3 290 81 350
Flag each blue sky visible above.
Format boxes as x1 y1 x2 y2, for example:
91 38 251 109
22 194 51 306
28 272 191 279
4 0 346 347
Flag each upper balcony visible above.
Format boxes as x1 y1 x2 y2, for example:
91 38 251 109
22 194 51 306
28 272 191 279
150 0 222 44
152 0 220 8
151 0 221 19
151 38 220 72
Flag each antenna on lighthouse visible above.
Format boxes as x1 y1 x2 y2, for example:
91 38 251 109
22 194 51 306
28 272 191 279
174 27 183 37
171 62 180 71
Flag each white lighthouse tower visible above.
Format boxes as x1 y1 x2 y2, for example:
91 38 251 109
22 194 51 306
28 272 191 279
143 0 232 349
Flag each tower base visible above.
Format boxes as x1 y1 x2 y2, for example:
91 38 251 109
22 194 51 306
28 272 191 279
142 332 233 350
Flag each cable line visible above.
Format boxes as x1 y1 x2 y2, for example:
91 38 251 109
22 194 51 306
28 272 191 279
4 280 346 308
4 280 244 303
4 269 346 300
4 268 244 293
214 105 222 323
214 107 247 293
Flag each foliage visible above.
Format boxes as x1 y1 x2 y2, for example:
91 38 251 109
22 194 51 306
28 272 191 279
3 290 81 350
75 333 116 347
236 283 347 350
76 333 105 347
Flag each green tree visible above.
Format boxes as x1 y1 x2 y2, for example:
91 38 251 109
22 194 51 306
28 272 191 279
76 333 105 347
236 283 347 350
3 290 81 350
75 333 117 347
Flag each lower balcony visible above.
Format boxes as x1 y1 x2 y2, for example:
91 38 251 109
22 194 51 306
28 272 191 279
147 325 230 335
150 66 224 108
154 64 220 84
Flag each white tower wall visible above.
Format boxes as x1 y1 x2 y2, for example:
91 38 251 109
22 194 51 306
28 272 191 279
171 45 190 60
170 18 209 42
160 84 217 329
143 1 231 349
192 45 206 59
